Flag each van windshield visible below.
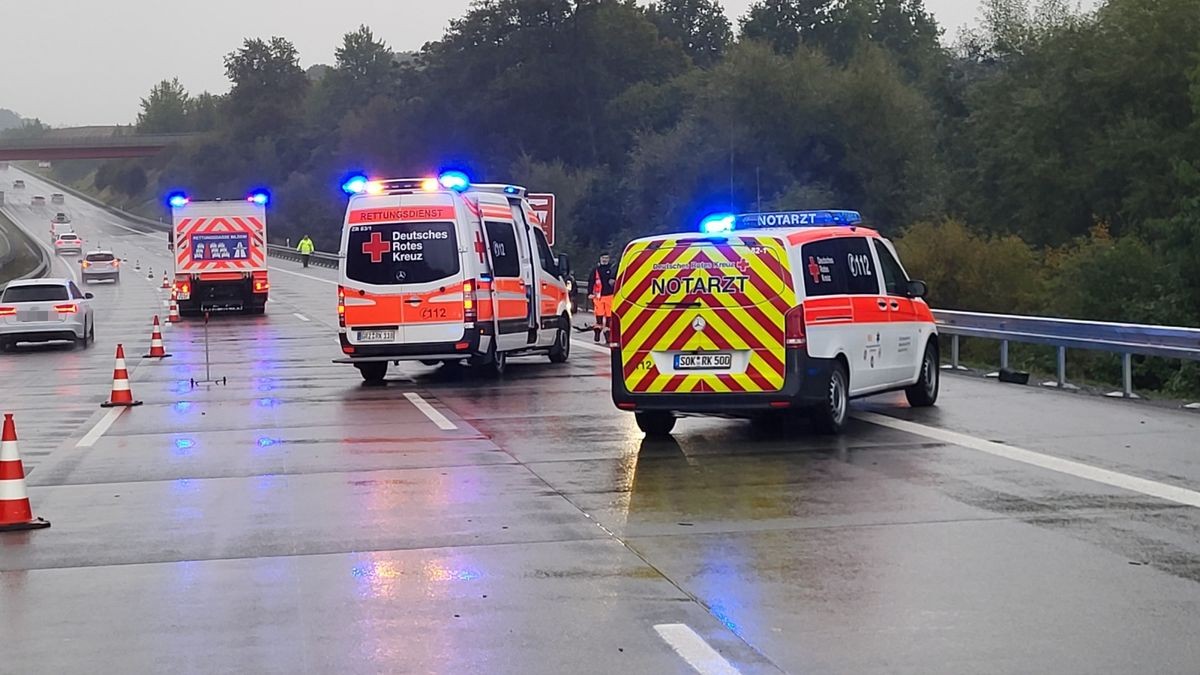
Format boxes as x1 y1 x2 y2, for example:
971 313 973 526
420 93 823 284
346 221 459 285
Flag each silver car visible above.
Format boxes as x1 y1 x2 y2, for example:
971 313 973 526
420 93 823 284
81 250 120 283
31 195 45 206
54 232 83 255
0 278 95 350
51 193 65 205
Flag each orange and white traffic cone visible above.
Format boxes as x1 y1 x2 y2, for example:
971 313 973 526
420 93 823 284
101 344 143 408
143 315 172 358
0 414 50 532
168 290 181 323
161 274 169 289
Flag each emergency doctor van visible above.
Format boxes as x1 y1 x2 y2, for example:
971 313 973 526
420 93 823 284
610 210 939 436
334 172 571 382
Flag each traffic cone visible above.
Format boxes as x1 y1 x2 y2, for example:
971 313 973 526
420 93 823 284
0 414 50 532
101 344 143 408
161 274 170 289
168 290 181 323
143 315 172 358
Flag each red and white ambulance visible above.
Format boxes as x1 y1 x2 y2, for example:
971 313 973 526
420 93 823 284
610 210 939 435
333 173 571 382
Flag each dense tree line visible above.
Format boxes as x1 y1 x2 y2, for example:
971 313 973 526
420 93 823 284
63 0 1200 346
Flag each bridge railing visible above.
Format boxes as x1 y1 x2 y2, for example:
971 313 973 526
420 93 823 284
934 310 1200 398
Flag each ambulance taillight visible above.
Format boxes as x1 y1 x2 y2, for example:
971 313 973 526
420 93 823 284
337 286 346 327
463 280 478 322
784 305 807 350
608 314 621 349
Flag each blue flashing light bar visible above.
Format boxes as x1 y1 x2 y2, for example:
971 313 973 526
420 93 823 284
167 192 189 208
341 175 369 195
247 190 270 206
699 213 736 234
438 171 470 192
737 210 862 229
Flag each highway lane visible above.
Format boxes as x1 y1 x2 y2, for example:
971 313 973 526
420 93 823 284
2 169 1200 672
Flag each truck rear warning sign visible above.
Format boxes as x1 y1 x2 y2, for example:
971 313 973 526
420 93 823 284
192 233 250 261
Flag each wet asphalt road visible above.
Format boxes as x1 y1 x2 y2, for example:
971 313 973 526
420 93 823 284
3 165 1200 673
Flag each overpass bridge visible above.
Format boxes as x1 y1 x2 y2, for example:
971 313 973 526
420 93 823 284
0 131 199 160
1 163 1199 674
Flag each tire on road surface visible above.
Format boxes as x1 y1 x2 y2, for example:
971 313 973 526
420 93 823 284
549 314 570 363
355 361 388 384
635 411 676 437
905 341 940 408
810 360 849 434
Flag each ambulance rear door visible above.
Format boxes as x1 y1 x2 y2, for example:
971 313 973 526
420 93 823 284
615 234 793 396
342 193 465 346
477 198 530 351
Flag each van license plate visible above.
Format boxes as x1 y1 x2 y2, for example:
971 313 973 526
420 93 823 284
675 353 732 370
356 330 396 342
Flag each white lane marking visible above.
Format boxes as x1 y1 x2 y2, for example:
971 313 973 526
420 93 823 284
293 312 310 322
403 392 457 430
856 411 1200 508
269 266 337 285
653 624 741 675
575 341 611 356
75 407 123 448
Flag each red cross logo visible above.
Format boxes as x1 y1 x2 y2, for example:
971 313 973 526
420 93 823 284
474 231 487 264
735 258 750 273
807 256 822 284
361 232 390 263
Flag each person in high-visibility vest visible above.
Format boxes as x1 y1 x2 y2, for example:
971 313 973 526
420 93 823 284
588 253 617 343
297 235 315 268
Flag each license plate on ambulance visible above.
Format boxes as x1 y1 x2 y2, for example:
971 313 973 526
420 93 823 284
356 330 396 343
674 353 732 370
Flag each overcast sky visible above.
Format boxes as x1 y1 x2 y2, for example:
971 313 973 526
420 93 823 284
1 1 1004 126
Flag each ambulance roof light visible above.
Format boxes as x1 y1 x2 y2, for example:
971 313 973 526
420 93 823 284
438 171 470 192
341 175 368 195
737 210 862 228
167 192 189 208
699 213 736 234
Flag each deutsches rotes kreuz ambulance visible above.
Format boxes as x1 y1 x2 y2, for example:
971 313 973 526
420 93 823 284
610 210 939 436
334 172 571 382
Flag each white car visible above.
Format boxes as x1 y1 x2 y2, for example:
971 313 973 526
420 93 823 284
54 232 83 255
0 278 95 351
31 195 45 206
81 250 120 283
51 193 65 205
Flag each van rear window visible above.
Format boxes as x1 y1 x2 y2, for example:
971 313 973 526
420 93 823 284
346 221 459 285
802 237 879 296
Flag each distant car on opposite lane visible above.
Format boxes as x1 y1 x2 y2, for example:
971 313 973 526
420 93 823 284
51 193 65 205
54 232 83 255
81 250 120 283
31 195 45 206
0 278 95 351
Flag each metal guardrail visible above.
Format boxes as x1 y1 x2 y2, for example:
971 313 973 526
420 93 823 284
0 209 51 290
266 244 340 269
934 310 1200 398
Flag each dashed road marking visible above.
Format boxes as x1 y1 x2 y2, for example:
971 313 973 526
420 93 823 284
293 313 310 322
403 392 457 430
856 411 1200 508
653 624 741 675
75 407 124 448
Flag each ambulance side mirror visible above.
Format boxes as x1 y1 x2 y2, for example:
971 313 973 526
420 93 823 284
906 280 928 299
555 253 571 278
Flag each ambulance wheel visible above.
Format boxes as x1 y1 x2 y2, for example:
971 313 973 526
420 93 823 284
490 349 507 377
635 411 676 437
905 341 939 408
549 316 570 363
810 361 849 434
356 361 388 384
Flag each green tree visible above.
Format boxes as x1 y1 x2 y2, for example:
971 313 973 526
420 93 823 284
646 0 732 67
185 92 224 132
137 78 190 133
223 37 309 141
